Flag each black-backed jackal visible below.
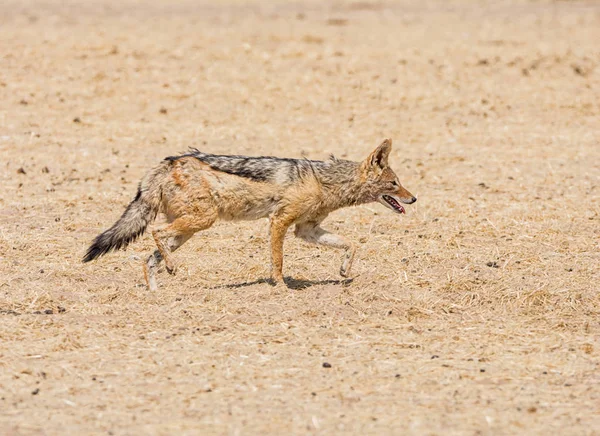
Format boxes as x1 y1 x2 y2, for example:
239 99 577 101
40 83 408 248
83 139 416 289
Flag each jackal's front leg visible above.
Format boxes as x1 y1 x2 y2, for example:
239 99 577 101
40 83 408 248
295 223 356 278
269 215 294 284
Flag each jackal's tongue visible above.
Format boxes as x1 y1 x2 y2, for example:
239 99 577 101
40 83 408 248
383 194 405 213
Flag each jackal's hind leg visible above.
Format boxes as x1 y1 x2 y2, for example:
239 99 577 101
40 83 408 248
143 232 193 290
143 250 162 291
151 214 216 279
295 223 356 278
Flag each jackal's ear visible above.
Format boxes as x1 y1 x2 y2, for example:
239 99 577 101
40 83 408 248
366 139 392 170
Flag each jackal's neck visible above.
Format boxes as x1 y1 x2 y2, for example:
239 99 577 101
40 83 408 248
314 160 369 209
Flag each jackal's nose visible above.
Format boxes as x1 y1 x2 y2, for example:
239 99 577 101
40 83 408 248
411 196 417 203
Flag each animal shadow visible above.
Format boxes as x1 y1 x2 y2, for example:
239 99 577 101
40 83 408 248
211 277 354 290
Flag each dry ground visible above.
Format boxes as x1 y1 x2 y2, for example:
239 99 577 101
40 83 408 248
1 0 599 434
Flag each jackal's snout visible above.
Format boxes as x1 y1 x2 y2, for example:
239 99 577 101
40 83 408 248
399 195 417 205
397 186 417 204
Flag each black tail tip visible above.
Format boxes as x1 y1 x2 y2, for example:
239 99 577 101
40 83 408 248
82 244 103 263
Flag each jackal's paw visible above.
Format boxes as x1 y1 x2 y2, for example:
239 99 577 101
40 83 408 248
340 266 352 278
340 260 353 277
340 250 355 278
165 262 178 275
143 264 158 291
146 279 158 292
270 273 284 286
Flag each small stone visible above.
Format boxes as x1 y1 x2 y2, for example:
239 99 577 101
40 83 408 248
322 362 332 368
572 64 588 77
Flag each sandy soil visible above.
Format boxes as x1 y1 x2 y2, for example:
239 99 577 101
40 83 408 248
1 0 599 434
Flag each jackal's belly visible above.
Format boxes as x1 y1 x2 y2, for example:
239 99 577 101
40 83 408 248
205 173 282 221
217 195 278 221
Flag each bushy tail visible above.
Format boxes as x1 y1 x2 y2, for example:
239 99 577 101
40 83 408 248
83 179 162 262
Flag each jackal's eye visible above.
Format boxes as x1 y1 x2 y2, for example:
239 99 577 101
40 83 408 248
391 180 399 187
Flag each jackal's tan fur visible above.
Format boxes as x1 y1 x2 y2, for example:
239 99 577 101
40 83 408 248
83 139 416 290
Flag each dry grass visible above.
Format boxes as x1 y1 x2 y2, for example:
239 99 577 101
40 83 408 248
1 0 599 434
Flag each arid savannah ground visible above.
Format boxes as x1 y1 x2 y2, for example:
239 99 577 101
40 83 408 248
1 0 599 434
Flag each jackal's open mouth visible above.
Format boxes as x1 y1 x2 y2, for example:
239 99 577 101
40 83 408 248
382 195 405 214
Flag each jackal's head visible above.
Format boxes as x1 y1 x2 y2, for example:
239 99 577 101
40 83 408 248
360 139 416 214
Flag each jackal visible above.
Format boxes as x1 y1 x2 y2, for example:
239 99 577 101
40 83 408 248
83 139 416 290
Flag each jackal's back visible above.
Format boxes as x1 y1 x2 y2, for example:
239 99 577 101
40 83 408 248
165 149 359 186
